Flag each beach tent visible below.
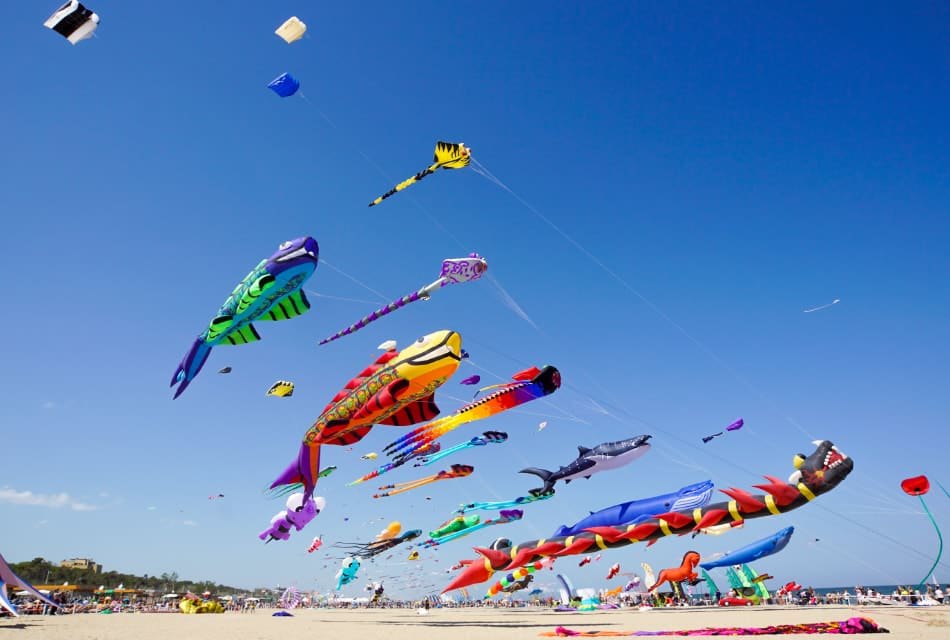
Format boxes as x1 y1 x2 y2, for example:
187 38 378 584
0 552 59 617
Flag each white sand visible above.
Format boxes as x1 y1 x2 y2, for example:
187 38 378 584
3 605 946 640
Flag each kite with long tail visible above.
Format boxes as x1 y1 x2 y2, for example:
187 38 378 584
457 488 555 514
901 475 943 590
442 440 853 591
415 431 508 467
319 254 487 345
350 432 505 486
347 443 441 486
373 464 474 498
384 365 561 462
424 509 524 547
368 141 471 207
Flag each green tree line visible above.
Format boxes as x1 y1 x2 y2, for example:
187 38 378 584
9 557 244 595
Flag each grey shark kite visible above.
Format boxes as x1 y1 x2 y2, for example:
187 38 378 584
520 435 652 494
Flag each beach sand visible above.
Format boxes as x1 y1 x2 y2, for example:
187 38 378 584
2 605 946 639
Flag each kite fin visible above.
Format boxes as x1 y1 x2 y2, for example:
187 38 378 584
222 323 262 346
520 467 555 494
170 338 213 399
207 314 235 341
378 394 440 426
262 290 311 321
350 378 410 423
236 273 276 315
269 444 321 496
318 423 373 447
577 445 592 456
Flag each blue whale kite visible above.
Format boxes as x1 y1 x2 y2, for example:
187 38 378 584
700 526 795 570
552 480 715 537
170 237 319 398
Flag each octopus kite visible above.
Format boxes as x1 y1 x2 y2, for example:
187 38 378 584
334 529 422 559
442 440 852 591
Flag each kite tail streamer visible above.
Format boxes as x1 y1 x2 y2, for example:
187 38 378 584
369 165 438 207
917 495 944 589
319 290 425 345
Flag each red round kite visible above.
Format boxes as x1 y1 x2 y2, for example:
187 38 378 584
901 475 930 496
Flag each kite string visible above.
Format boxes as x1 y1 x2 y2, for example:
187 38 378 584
304 290 382 306
318 258 391 303
470 156 818 443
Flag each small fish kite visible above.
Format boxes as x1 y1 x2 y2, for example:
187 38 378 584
456 488 554 514
319 254 487 345
307 536 323 553
372 464 474 498
460 375 481 386
414 431 507 467
361 452 378 460
208 493 225 500
218 366 232 374
578 556 592 567
368 141 471 207
538 421 548 432
408 551 420 561
384 365 561 462
318 466 337 478
702 419 743 444
267 380 295 397
424 509 523 547
171 237 318 398
803 299 841 313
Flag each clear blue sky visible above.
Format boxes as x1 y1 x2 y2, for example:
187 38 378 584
2 1 948 597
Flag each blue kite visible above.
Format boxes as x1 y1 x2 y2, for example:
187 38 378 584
268 72 300 97
700 526 795 570
170 237 318 398
552 480 715 537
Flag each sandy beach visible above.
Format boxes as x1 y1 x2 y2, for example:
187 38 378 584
3 606 946 640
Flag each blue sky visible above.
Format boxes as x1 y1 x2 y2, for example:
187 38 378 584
2 1 948 597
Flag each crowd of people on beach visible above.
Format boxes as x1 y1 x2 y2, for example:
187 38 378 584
6 584 947 617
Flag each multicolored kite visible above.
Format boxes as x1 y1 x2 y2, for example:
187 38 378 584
384 365 561 462
457 488 555 514
373 464 474 498
442 440 853 591
268 330 462 501
425 509 523 547
171 237 318 399
368 141 471 207
319 254 487 345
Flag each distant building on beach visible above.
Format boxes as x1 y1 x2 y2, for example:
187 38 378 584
60 557 102 573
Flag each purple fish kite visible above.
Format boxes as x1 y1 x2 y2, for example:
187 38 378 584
319 253 487 345
460 375 481 386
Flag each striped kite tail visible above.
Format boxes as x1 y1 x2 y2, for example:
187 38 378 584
368 164 438 207
319 292 421 345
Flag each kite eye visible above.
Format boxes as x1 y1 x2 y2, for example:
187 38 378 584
279 240 293 251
